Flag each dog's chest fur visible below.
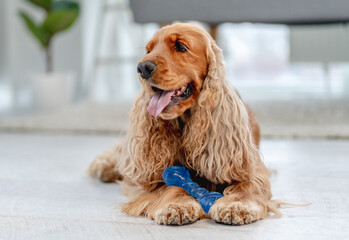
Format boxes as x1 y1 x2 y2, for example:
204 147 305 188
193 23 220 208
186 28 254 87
168 114 231 194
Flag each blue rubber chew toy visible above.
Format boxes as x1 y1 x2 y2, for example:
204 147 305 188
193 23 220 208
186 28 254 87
162 166 223 214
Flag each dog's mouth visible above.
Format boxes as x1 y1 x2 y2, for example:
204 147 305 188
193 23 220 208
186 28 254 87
147 83 193 116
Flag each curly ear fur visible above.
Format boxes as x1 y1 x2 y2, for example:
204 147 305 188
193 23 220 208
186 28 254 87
116 90 181 191
180 31 282 215
182 33 261 184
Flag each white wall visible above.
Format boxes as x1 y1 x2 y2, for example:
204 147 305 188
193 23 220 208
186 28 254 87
3 0 83 108
0 0 7 82
80 0 158 102
0 0 157 109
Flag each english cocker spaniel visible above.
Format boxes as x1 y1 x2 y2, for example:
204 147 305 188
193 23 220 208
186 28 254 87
89 23 281 225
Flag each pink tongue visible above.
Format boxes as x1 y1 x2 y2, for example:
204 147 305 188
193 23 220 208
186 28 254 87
147 90 175 116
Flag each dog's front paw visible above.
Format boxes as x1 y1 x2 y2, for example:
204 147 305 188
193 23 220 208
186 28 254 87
154 202 204 225
209 198 265 225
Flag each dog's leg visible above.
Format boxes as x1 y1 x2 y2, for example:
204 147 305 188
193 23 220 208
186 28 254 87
209 173 279 225
122 186 205 225
88 144 123 182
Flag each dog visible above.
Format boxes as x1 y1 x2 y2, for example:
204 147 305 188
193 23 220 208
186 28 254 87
89 23 280 225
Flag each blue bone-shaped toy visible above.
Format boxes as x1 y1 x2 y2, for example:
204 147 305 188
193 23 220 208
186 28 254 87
162 166 223 214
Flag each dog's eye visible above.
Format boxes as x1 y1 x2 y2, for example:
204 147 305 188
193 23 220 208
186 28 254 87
174 41 187 52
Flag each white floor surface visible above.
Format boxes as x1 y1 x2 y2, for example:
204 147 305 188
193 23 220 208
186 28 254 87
0 133 348 240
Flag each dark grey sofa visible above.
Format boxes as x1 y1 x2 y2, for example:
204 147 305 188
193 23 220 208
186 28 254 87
129 0 349 25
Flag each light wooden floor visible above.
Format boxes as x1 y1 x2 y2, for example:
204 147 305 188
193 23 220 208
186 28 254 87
0 133 348 240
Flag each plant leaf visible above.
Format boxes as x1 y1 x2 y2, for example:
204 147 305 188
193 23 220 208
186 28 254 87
25 0 52 11
52 1 79 11
43 2 79 34
19 11 50 47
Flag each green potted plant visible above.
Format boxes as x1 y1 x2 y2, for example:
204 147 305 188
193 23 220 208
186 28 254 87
19 0 80 109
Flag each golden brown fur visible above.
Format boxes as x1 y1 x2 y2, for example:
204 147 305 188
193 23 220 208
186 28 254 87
89 23 280 225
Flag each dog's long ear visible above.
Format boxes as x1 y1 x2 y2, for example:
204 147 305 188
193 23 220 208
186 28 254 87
182 34 260 184
117 90 180 191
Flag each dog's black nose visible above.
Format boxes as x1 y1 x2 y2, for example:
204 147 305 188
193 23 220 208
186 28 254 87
137 61 156 79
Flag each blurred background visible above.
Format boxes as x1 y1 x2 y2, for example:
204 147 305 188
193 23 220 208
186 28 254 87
0 0 348 138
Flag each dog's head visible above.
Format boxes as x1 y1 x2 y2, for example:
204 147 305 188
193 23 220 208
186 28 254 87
137 23 212 120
